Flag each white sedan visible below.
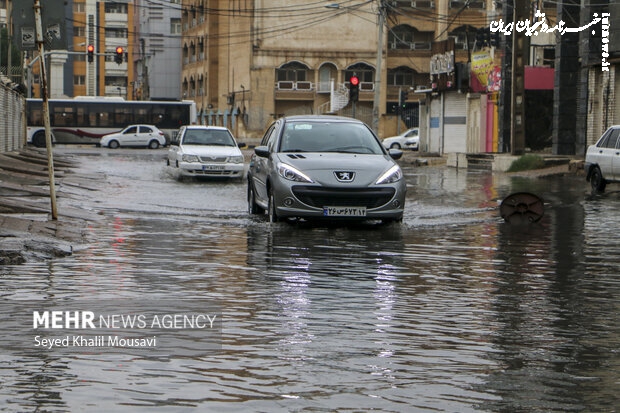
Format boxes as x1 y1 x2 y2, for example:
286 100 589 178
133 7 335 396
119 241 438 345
585 125 620 192
100 124 166 149
167 125 245 179
382 127 419 150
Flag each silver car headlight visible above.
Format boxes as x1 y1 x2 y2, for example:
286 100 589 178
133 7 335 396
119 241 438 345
229 155 244 164
376 165 403 184
182 154 200 163
277 162 314 183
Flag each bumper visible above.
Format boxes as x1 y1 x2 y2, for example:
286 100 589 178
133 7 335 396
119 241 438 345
178 162 244 178
273 182 406 220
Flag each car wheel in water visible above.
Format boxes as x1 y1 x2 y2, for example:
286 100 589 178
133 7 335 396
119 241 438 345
268 189 279 223
148 140 160 149
390 143 401 149
108 140 120 149
590 166 607 192
248 180 264 215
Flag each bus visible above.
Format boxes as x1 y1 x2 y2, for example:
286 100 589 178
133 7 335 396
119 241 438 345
26 97 197 147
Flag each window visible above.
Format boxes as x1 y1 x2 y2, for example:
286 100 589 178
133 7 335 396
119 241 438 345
105 3 128 13
74 26 85 37
171 18 181 34
105 76 127 87
74 75 86 86
73 2 85 13
105 28 128 39
345 63 374 84
600 129 620 149
277 62 308 82
389 25 432 50
449 26 476 51
388 67 415 87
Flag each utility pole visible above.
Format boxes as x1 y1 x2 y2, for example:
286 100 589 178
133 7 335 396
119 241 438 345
34 0 58 219
372 0 386 134
510 0 529 155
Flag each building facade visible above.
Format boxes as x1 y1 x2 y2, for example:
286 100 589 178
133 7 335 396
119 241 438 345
133 0 182 100
180 0 490 140
24 0 184 101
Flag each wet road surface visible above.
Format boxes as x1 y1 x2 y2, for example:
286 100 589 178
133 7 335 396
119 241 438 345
1 148 619 412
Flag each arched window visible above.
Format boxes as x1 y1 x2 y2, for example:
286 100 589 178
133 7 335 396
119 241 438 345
449 25 476 50
276 61 309 82
182 78 189 98
190 76 196 97
387 66 416 87
345 63 374 84
182 43 189 65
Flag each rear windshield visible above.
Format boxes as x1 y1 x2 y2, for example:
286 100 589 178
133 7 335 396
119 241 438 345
279 121 384 154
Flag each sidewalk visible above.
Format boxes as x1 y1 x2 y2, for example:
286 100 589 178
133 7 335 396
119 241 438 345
0 147 102 264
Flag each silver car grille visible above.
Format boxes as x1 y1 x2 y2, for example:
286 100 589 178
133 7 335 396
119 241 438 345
198 156 228 163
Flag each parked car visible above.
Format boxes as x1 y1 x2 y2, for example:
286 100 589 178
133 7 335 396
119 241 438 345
100 124 166 149
247 115 406 223
382 127 419 150
167 125 245 179
585 125 620 192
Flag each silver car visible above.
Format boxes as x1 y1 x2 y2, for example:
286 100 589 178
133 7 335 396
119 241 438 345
167 125 245 179
247 115 406 223
585 125 620 192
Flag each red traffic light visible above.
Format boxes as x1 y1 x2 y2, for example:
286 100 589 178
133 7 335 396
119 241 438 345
349 76 360 87
115 47 124 64
87 44 94 53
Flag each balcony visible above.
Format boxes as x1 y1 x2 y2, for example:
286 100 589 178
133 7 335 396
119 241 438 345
275 81 315 100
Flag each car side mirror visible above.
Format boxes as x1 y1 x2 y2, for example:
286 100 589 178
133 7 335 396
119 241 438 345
254 145 270 158
388 148 403 160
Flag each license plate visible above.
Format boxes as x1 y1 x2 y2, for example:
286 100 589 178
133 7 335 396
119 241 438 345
323 206 367 217
202 165 224 171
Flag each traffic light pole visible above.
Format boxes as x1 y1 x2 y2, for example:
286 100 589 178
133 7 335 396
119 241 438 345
397 87 402 135
371 1 386 134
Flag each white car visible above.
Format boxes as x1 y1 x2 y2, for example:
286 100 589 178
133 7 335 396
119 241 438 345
100 124 166 149
167 125 245 179
585 125 620 192
382 127 419 150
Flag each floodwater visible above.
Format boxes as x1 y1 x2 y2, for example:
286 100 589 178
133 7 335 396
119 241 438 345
1 149 619 412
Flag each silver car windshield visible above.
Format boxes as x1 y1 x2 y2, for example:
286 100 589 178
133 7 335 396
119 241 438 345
279 122 384 154
182 129 235 146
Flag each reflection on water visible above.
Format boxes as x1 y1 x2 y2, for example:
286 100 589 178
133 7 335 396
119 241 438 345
1 155 619 412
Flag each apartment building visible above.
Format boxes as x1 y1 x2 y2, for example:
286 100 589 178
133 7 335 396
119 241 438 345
133 0 182 100
23 0 184 101
180 0 490 139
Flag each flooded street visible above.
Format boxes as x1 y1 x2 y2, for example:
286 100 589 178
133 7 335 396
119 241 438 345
1 148 619 412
